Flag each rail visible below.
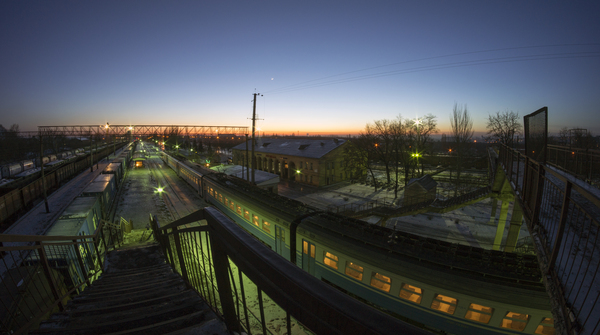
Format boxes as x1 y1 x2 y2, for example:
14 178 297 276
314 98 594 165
150 207 430 335
546 145 600 188
498 144 600 335
0 219 123 334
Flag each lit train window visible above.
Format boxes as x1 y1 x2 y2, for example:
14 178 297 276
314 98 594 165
262 220 271 233
323 252 338 270
219 194 223 203
345 262 363 281
465 303 494 324
431 294 457 315
302 241 315 257
535 318 555 335
253 215 259 226
225 198 229 206
399 284 422 304
236 205 242 215
370 273 391 292
229 201 234 211
501 312 529 331
244 210 250 220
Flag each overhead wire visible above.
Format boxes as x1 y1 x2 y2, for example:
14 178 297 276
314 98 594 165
266 51 600 95
263 43 600 95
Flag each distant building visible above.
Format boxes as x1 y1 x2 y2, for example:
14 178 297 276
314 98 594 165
232 138 350 187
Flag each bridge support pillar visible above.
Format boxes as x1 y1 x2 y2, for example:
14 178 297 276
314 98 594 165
504 201 523 252
493 200 510 250
488 198 498 225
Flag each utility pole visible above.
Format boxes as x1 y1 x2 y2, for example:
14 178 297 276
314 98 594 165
245 134 249 181
39 130 50 213
251 93 262 184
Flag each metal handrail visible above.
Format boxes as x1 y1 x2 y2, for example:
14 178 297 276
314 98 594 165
150 207 430 335
0 219 120 334
498 144 600 335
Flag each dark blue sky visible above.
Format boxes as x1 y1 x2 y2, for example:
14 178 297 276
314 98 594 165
1 1 599 135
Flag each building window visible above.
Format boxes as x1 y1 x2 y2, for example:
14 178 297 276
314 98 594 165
323 252 338 270
465 303 494 324
535 318 555 335
370 272 391 292
431 294 457 315
244 209 250 220
310 175 313 183
399 283 422 304
253 215 259 226
501 312 529 332
345 262 363 281
310 162 313 170
236 205 242 215
262 220 271 233
300 161 303 169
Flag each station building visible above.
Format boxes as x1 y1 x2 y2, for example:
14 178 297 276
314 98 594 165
232 138 350 187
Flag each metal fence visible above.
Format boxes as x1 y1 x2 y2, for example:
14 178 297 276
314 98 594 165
0 220 123 334
498 144 600 335
546 145 600 188
150 207 429 335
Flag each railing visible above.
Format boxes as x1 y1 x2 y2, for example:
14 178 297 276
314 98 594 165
0 220 122 334
150 207 429 335
546 145 600 188
498 144 600 335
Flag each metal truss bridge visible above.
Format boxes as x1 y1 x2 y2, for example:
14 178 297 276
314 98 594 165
37 125 249 137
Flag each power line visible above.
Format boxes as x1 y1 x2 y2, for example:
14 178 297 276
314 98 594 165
264 44 600 95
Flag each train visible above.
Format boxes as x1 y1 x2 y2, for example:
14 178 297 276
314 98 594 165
0 143 130 227
160 151 556 335
0 149 88 180
23 142 134 292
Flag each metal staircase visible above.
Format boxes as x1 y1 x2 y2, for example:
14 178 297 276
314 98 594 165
31 244 227 335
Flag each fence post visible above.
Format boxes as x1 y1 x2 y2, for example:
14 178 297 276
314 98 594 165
36 242 65 312
73 239 91 287
548 180 572 273
172 225 191 288
208 225 240 332
93 238 103 270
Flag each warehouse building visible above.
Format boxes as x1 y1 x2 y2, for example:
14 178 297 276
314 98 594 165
232 138 350 187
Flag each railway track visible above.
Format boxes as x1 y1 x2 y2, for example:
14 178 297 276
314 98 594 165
146 157 202 223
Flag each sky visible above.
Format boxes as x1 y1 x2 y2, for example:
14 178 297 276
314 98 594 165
1 1 599 136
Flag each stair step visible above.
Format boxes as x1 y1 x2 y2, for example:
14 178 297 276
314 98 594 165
38 296 209 334
99 263 171 279
81 272 180 295
69 280 186 307
62 290 192 317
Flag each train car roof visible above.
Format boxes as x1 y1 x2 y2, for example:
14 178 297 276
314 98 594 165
82 181 110 194
104 162 122 172
47 217 86 237
59 197 99 219
94 174 115 183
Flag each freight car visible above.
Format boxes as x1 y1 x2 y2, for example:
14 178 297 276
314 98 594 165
160 152 556 335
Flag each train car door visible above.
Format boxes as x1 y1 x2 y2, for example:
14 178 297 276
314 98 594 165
275 226 285 255
302 240 316 276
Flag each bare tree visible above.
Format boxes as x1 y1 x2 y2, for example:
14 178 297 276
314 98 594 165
406 114 438 177
389 115 408 198
450 103 474 197
485 110 522 147
342 139 369 183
